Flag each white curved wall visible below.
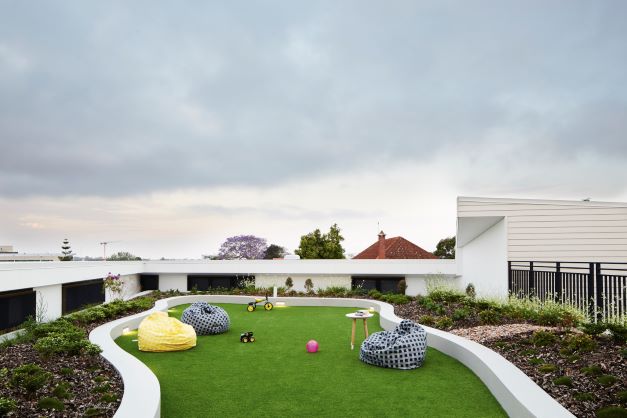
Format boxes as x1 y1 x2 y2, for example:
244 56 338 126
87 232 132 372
90 295 573 418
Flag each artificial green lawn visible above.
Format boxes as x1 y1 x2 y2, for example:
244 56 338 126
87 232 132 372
116 304 506 418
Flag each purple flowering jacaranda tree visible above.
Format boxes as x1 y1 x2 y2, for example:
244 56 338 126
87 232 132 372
217 235 268 260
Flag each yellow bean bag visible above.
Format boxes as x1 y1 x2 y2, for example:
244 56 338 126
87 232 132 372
138 311 197 352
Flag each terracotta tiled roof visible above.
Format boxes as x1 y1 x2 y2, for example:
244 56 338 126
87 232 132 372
352 236 438 259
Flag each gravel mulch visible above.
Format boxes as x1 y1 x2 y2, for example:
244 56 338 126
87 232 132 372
0 343 122 417
446 325 626 418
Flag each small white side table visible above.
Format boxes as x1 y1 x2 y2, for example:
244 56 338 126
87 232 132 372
345 312 374 350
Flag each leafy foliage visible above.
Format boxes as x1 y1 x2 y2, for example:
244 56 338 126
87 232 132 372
285 277 293 290
433 236 455 259
263 244 286 259
107 251 141 261
9 364 51 396
37 397 65 411
218 235 267 260
0 397 16 416
304 279 314 293
295 224 345 259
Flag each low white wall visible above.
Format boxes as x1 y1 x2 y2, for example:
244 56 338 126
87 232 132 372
33 284 62 322
105 274 141 303
255 274 351 292
458 218 508 298
90 295 573 418
158 274 187 292
405 274 463 296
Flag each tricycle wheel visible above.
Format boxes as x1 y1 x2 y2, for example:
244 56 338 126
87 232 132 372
242 336 249 343
250 336 256 342
247 304 255 312
264 302 273 311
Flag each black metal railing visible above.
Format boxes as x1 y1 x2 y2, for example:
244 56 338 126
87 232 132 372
509 261 627 322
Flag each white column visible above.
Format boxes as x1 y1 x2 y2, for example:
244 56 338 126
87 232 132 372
33 284 63 322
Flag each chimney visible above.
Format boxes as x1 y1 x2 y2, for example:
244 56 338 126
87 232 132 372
377 231 386 259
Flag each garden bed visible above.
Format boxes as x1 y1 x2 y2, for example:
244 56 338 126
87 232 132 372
453 326 626 418
391 287 626 418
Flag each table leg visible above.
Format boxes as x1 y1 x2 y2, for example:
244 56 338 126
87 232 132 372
363 318 369 338
351 318 356 350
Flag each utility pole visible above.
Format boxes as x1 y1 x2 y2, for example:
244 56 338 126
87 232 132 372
99 241 120 261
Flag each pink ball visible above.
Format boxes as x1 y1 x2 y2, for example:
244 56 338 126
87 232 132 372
306 340 319 353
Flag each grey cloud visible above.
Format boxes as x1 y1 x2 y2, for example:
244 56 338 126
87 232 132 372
1 1 627 197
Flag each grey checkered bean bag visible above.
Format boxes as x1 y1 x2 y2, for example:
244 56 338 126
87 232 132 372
359 320 427 370
181 302 230 335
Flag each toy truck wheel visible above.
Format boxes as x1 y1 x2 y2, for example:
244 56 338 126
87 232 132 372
264 302 273 311
242 336 249 343
250 336 255 342
247 304 255 312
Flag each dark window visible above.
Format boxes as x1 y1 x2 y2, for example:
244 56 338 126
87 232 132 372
140 274 159 291
62 279 105 314
351 276 404 294
0 288 36 331
187 275 254 291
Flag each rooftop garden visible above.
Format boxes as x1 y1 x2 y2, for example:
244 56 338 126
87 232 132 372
0 286 625 417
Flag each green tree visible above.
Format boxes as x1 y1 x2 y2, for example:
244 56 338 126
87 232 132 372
264 244 287 259
434 236 455 259
108 251 142 261
295 224 346 259
59 238 73 261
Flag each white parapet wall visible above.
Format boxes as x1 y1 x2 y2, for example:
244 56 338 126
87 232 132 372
90 294 573 418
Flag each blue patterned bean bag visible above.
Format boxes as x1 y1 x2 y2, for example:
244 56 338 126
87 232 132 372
181 302 230 335
359 320 427 370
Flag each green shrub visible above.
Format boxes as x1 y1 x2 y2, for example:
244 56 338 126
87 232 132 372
84 407 104 417
285 277 293 289
607 323 627 344
582 365 604 376
383 294 411 305
530 330 557 347
37 397 64 411
435 316 453 330
574 392 595 401
597 375 618 387
581 322 607 336
475 299 500 311
0 397 17 416
0 367 7 383
100 392 118 403
418 315 436 327
9 364 51 396
595 406 627 418
92 383 111 393
52 382 72 399
617 391 627 404
622 349 627 359
34 330 102 357
428 288 467 303
465 283 476 299
553 376 573 386
395 279 406 295
521 348 538 356
452 308 470 321
368 289 382 300
538 364 557 373
478 309 502 325
304 279 314 293
563 334 597 354
60 367 74 376
528 357 544 365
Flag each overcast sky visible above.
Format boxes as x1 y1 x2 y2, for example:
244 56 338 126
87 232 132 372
1 1 626 259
